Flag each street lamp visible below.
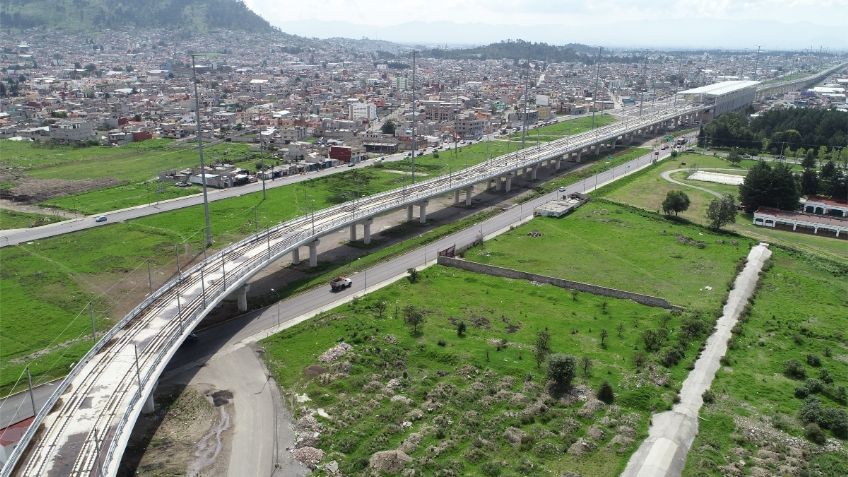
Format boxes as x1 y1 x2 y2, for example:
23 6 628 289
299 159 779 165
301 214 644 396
191 53 216 248
270 288 280 327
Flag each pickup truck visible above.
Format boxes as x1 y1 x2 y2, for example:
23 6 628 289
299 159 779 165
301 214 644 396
330 276 352 292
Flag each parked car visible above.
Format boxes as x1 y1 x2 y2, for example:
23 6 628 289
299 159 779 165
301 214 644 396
95 216 107 223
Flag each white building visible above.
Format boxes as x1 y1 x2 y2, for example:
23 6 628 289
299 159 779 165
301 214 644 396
678 80 760 117
349 102 377 121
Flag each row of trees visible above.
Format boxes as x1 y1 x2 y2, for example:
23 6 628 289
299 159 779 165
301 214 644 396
700 109 848 156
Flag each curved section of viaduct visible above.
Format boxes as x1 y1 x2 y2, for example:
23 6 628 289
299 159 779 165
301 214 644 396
3 104 705 477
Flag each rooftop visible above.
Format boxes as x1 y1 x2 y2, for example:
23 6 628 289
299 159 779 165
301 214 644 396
679 80 760 97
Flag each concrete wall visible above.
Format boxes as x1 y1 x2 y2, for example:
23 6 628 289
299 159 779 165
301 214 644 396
438 256 682 310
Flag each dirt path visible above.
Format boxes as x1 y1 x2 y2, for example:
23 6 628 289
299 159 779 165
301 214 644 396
621 243 772 477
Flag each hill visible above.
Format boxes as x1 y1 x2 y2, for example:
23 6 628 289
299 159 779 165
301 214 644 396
421 39 637 63
0 0 274 33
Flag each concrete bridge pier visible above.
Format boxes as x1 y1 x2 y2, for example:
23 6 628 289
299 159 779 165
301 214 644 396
453 189 461 205
530 165 539 181
142 383 156 414
464 186 473 206
407 204 414 221
418 201 429 224
308 239 320 267
237 283 250 312
362 218 373 244
555 157 562 170
349 223 357 242
291 247 300 265
499 174 513 192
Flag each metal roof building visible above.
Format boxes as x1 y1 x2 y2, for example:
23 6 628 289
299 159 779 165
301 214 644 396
678 80 760 116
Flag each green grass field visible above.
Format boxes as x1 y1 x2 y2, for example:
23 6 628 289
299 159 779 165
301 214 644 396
682 249 848 476
0 209 63 230
601 152 848 262
263 265 712 476
511 115 616 142
463 200 751 313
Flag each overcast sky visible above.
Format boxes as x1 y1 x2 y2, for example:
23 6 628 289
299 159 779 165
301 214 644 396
243 0 848 48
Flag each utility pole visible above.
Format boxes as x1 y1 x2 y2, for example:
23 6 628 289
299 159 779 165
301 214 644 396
191 53 213 248
591 47 602 129
753 45 761 80
411 51 417 184
521 54 529 150
639 51 647 117
26 366 36 417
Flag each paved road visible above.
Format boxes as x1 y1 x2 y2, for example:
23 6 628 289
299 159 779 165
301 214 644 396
0 381 59 430
621 243 772 477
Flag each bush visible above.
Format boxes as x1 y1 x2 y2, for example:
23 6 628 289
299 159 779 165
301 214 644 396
784 359 806 380
597 381 615 404
437 339 446 347
661 348 684 368
795 386 810 399
807 354 822 367
800 398 825 424
481 461 502 477
806 379 824 394
819 368 833 384
642 329 668 352
457 321 467 337
407 268 419 283
702 389 715 404
823 408 848 439
806 423 827 445
547 354 576 395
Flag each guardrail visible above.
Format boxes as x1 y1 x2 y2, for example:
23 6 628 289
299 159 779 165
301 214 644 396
2 102 705 477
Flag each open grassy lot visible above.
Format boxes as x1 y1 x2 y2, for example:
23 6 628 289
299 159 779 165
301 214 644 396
511 115 616 142
682 249 848 477
1 139 261 213
463 200 751 313
0 209 62 230
601 152 848 262
1 139 251 182
262 265 713 476
383 141 518 177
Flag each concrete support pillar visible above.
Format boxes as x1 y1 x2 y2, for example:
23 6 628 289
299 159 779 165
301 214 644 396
418 201 429 224
454 189 461 205
576 152 582 163
349 223 357 242
465 186 473 206
504 174 513 193
309 239 320 267
531 165 538 181
362 218 373 245
291 247 300 265
556 158 562 170
407 205 414 221
814 227 818 235
142 384 156 414
237 283 250 312
793 223 797 231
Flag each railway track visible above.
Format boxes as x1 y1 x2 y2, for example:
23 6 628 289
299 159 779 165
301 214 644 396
3 103 704 477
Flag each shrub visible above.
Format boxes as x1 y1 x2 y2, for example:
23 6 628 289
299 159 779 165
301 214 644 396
800 398 825 424
822 408 848 439
547 354 576 395
437 339 446 347
806 379 824 394
597 381 615 404
819 368 833 384
481 461 502 477
795 386 810 399
662 348 684 368
457 321 467 337
806 423 827 445
407 268 419 283
633 352 647 370
702 390 715 404
784 359 806 380
642 329 668 352
807 354 822 367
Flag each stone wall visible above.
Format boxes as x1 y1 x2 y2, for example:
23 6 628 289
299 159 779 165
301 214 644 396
438 256 682 310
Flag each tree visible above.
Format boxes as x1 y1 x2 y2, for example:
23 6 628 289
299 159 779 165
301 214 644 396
373 300 387 319
381 119 396 135
580 356 593 378
600 329 609 349
727 148 741 165
740 161 773 213
770 163 800 210
707 194 737 231
547 354 576 395
597 381 615 404
662 190 690 216
407 267 419 283
801 169 819 196
456 321 467 337
534 328 551 369
403 305 425 335
802 149 817 169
